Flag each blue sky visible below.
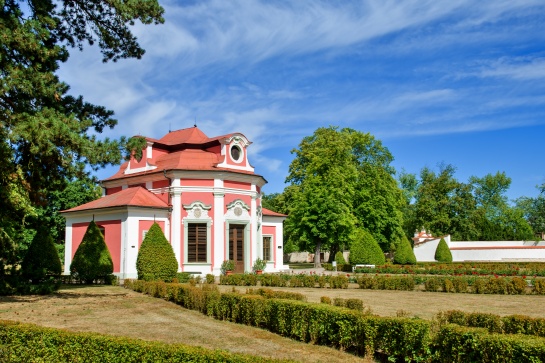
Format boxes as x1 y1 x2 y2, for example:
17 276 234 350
58 0 545 202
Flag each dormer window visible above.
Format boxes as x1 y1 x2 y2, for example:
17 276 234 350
230 145 242 163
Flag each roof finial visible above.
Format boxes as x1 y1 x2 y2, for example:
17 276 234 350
169 122 171 133
194 116 197 128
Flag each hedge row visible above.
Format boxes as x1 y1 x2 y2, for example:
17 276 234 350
220 273 349 289
246 288 306 301
320 296 370 313
125 280 545 362
124 279 430 361
438 310 545 338
354 262 545 277
356 275 544 295
435 324 545 362
0 320 289 363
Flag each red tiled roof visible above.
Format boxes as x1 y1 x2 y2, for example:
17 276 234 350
157 126 210 145
262 207 287 217
104 127 259 181
61 187 169 213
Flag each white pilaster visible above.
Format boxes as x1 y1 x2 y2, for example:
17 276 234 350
213 178 225 274
63 224 72 275
171 178 182 271
251 185 258 266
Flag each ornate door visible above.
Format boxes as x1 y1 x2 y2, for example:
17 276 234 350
229 224 245 273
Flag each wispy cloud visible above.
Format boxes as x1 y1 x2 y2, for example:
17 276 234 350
56 0 545 198
479 58 545 80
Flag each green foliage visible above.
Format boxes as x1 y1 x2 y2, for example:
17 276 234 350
334 251 346 265
0 320 281 363
126 280 431 361
357 275 416 291
407 164 477 240
517 183 545 238
285 127 403 266
404 166 534 241
435 324 545 362
221 260 235 275
320 296 332 304
127 279 545 362
136 223 178 281
349 229 386 265
0 0 163 267
434 238 453 263
70 221 113 283
393 236 417 265
252 258 267 272
21 229 61 283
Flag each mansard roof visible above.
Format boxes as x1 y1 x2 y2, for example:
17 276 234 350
61 187 169 213
103 126 262 183
146 126 239 150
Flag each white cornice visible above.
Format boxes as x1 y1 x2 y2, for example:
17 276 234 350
102 169 267 189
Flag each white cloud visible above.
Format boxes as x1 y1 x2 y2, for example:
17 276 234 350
480 58 545 80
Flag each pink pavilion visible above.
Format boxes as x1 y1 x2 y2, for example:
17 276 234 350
62 126 288 277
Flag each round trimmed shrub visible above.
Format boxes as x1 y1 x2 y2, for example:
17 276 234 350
393 236 417 265
70 221 113 283
136 222 178 281
22 229 61 283
349 229 386 265
434 237 453 263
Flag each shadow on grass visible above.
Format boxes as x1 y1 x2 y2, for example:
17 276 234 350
0 285 128 302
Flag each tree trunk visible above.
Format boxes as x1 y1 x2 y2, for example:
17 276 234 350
314 240 322 268
328 244 338 263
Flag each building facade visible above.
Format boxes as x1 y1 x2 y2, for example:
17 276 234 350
413 229 545 262
62 127 288 277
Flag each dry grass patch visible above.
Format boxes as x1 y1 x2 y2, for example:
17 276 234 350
219 285 545 319
0 285 368 363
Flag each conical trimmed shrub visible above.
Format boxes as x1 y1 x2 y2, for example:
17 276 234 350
136 222 178 281
334 251 346 265
22 229 61 283
434 237 453 262
393 236 417 265
349 229 386 265
70 221 113 283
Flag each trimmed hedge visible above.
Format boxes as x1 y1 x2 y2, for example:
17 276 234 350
21 230 61 284
435 324 545 362
354 262 545 277
358 274 534 295
136 222 178 281
393 236 416 265
220 273 349 289
438 310 545 338
0 320 288 362
334 251 346 265
125 280 430 361
349 229 385 265
246 288 306 301
125 280 545 362
70 221 113 283
434 237 453 263
357 275 416 291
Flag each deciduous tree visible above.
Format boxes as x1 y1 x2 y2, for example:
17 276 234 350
1 0 163 268
285 127 405 266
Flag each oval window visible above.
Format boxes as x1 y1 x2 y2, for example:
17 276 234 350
230 145 241 161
